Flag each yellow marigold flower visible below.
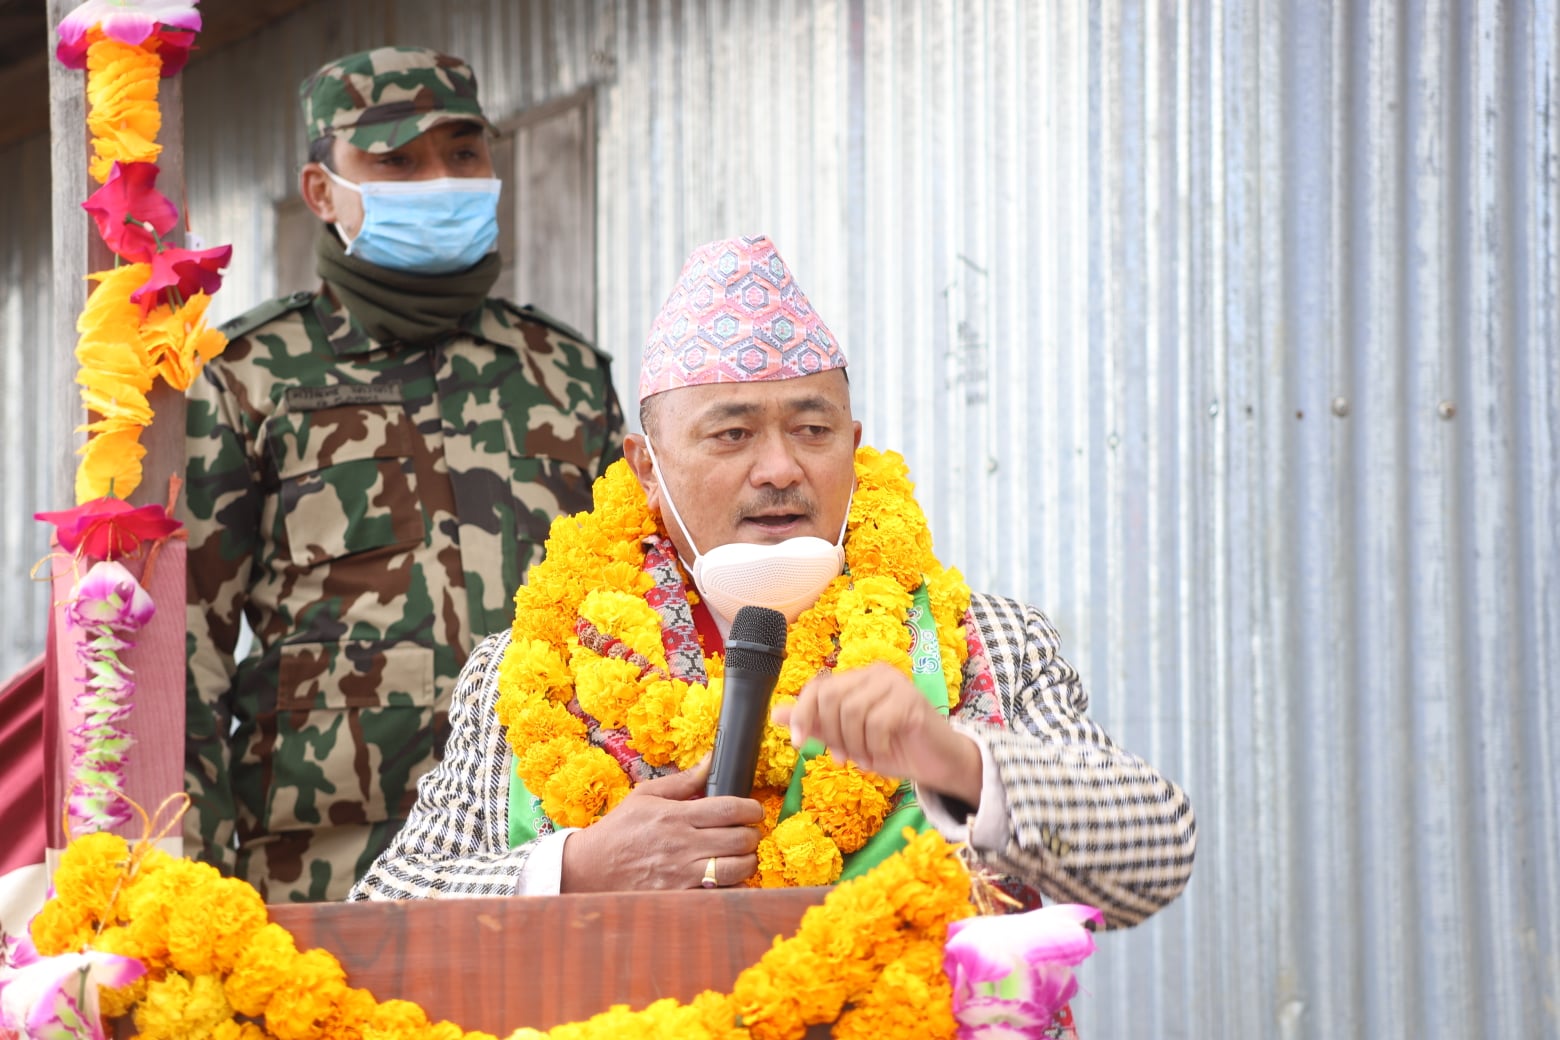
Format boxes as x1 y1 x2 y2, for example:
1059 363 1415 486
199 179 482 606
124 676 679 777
265 948 349 1040
802 756 890 854
570 652 642 731
755 707 800 789
92 925 150 1017
668 679 720 770
425 1022 468 1040
887 830 975 934
839 574 911 619
49 830 130 920
506 696 586 749
833 938 955 1040
623 678 682 765
122 857 221 972
362 998 428 1040
27 900 94 958
731 960 806 1040
223 922 297 1017
320 985 379 1040
770 812 843 888
497 638 574 713
579 588 665 665
132 971 232 1040
212 1022 271 1040
834 634 912 675
167 875 267 976
542 745 632 829
688 989 745 1039
516 735 579 791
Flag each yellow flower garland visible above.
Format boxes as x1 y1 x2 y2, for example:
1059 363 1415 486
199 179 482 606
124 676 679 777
68 30 229 502
497 446 972 885
31 828 971 1040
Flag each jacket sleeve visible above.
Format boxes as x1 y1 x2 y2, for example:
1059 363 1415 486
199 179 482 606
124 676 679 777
181 361 263 874
349 631 540 899
940 594 1197 930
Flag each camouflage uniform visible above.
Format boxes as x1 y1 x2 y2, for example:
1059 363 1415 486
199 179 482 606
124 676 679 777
182 47 625 903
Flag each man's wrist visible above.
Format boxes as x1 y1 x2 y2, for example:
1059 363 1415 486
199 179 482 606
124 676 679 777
919 731 984 807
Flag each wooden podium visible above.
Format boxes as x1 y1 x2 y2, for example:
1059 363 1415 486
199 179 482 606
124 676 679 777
269 887 833 1035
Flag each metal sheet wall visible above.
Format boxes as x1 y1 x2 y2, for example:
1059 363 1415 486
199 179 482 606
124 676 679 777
0 133 62 673
599 5 1560 1032
3 1 1555 1036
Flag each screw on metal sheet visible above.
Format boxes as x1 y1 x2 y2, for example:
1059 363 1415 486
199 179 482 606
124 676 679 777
986 456 999 474
1107 433 1119 450
1331 396 1350 417
1208 399 1220 418
1437 400 1456 420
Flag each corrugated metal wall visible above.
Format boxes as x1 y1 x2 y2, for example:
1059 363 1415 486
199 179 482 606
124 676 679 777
3 1 1555 1035
0 133 64 671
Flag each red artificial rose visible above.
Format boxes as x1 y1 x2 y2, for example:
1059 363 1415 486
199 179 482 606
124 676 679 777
82 162 179 263
149 27 197 77
35 497 182 562
129 244 234 312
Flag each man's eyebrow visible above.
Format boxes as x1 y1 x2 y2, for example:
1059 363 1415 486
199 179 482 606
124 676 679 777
449 122 484 139
694 394 844 424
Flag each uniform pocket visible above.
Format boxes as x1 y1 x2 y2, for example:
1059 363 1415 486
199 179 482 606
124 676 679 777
268 642 437 830
266 403 428 567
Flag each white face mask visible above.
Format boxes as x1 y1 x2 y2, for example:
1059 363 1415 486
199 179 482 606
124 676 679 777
642 437 851 623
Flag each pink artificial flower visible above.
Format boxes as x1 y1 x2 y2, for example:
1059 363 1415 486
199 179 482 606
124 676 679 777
80 163 179 263
0 931 144 1040
65 561 156 632
129 244 233 312
55 0 203 73
36 496 181 563
944 903 1104 1039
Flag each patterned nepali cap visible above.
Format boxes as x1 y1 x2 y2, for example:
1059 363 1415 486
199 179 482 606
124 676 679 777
639 235 847 401
299 46 492 152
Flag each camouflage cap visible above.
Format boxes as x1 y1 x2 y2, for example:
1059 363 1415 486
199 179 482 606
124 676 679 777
299 46 492 153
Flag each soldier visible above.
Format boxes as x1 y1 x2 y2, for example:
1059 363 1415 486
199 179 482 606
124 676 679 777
182 46 625 902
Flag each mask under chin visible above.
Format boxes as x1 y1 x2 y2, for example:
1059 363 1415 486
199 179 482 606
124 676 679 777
692 536 846 623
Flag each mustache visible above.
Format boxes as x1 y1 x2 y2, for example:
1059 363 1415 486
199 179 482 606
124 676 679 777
735 488 816 521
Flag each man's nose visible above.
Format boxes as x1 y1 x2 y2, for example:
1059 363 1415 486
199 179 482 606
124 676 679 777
748 434 805 488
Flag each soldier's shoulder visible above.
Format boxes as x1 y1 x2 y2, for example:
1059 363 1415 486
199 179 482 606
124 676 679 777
491 299 613 361
217 290 318 341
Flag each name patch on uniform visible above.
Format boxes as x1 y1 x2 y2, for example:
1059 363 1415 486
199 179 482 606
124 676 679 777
284 384 404 411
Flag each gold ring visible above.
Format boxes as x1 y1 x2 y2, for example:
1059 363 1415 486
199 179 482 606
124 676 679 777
701 856 719 889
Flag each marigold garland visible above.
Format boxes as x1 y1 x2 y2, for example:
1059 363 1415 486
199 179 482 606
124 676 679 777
22 827 972 1040
496 447 972 883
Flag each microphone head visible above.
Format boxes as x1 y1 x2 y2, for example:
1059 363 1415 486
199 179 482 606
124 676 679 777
725 605 787 677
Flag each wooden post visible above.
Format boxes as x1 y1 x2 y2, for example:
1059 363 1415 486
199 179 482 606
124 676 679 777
43 0 188 852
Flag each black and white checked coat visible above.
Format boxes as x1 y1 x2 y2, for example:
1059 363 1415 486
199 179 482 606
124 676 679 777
350 593 1196 929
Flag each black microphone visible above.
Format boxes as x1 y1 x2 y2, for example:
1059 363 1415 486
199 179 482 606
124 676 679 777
705 605 788 798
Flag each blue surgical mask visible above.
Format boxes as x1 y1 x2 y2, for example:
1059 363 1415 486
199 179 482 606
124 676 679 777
326 168 502 274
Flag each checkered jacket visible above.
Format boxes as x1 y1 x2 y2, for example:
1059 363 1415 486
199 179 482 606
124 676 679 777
349 593 1197 929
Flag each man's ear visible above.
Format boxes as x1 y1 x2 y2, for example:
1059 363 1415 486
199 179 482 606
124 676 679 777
623 434 662 514
852 420 862 449
299 163 339 223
